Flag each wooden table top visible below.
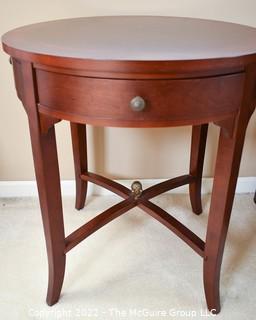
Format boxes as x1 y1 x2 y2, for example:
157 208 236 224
2 16 256 61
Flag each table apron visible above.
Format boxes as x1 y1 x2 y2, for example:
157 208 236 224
33 68 244 127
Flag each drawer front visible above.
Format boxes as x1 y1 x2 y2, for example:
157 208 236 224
36 69 244 127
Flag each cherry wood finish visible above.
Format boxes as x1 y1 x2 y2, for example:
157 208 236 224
36 70 244 127
21 61 66 306
189 124 208 214
73 171 205 257
2 16 256 314
4 16 256 61
70 123 88 210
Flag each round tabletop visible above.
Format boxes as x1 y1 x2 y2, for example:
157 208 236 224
2 16 256 61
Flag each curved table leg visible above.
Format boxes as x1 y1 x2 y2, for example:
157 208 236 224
204 118 248 314
29 122 66 306
189 124 208 215
254 191 256 203
70 123 88 210
22 61 66 306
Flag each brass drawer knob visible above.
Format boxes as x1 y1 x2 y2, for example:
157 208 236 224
130 96 146 112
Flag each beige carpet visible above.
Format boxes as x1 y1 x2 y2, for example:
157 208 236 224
0 194 256 319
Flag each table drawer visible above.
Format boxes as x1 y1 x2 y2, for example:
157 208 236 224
36 69 244 127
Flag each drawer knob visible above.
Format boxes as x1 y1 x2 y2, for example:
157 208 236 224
130 96 146 112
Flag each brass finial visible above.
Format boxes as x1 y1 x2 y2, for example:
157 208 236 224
131 181 143 199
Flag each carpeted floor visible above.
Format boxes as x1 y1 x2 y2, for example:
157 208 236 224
0 194 256 319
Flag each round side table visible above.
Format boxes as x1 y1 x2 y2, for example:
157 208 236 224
2 16 256 314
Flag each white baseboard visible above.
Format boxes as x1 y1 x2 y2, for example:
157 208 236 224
0 177 255 198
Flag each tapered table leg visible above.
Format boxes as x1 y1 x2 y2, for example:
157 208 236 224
29 121 66 306
70 123 88 210
254 191 256 203
189 124 208 214
203 118 249 314
21 61 66 306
